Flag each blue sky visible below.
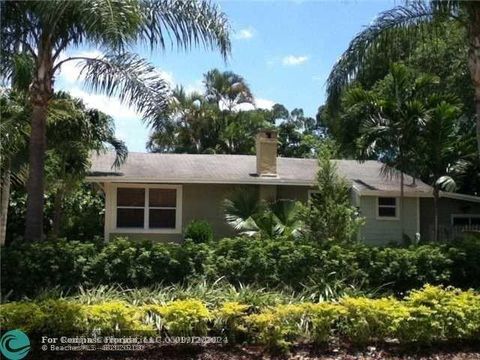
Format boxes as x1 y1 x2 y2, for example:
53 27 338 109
57 0 397 152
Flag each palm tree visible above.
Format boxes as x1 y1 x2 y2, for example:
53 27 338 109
1 0 231 241
353 64 431 242
46 92 127 238
204 69 254 111
223 188 303 239
327 0 480 156
419 102 461 241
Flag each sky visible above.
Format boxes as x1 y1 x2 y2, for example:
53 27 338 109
56 0 398 152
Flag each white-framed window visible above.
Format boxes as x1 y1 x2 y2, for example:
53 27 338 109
451 214 480 226
377 197 398 220
113 184 182 233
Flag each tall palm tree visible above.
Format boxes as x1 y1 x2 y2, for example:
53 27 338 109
327 0 480 157
46 92 127 238
204 69 254 111
1 0 231 241
353 64 432 242
419 102 460 241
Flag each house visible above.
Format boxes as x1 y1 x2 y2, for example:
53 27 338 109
87 130 480 244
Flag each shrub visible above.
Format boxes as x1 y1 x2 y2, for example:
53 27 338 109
144 299 211 336
184 220 214 243
1 286 479 350
2 237 480 300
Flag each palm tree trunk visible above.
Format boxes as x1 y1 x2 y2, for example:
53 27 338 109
400 171 405 244
433 187 439 243
51 186 65 239
0 162 11 246
24 43 53 242
467 5 480 157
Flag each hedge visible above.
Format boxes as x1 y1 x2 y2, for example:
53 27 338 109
1 286 479 351
2 237 479 299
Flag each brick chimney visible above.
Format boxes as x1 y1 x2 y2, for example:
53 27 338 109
256 129 277 177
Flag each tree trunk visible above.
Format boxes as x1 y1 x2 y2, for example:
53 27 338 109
24 40 53 242
433 187 439 243
0 163 11 246
400 171 405 244
51 186 64 239
467 4 480 157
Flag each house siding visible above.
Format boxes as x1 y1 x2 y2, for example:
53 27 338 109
104 183 429 246
420 197 480 241
358 196 418 245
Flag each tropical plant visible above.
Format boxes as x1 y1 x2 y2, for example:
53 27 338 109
1 0 231 241
418 102 462 241
299 146 364 243
223 188 303 239
204 68 254 111
350 64 438 241
326 0 480 156
45 92 127 238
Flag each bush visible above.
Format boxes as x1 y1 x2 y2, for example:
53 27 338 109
2 237 480 300
2 286 478 350
184 220 214 243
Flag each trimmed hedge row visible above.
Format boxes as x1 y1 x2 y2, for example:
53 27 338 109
2 237 479 299
1 286 479 351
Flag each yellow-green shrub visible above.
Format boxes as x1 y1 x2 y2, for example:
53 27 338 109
0 302 46 333
83 301 148 333
246 304 309 351
1 285 479 350
214 302 249 341
144 299 211 336
338 297 407 345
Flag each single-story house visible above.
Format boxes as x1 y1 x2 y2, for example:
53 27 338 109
87 130 480 245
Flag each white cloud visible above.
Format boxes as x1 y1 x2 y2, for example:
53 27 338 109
57 50 104 83
232 97 276 112
57 50 175 87
234 27 255 40
282 55 309 66
68 87 140 120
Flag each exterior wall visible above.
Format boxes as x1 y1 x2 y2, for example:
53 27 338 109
106 183 244 243
277 185 311 202
358 196 419 246
104 182 427 246
420 197 480 241
105 183 312 243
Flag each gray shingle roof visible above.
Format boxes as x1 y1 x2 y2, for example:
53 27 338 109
87 152 432 195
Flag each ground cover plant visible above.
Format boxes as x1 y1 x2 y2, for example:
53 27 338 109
1 285 479 353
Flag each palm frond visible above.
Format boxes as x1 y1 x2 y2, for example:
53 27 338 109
78 53 171 126
326 1 438 110
138 0 230 58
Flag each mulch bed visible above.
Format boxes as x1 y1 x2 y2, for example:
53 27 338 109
34 342 480 359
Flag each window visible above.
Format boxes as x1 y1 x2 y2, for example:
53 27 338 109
115 185 181 232
452 215 480 227
377 197 398 219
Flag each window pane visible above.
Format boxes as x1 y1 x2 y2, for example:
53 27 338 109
149 209 176 228
453 217 469 226
149 189 176 207
378 207 396 217
117 208 144 228
117 188 145 206
378 197 396 206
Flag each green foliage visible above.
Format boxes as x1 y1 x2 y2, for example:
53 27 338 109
3 237 480 300
299 147 364 243
184 220 214 243
5 286 478 351
145 299 211 336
